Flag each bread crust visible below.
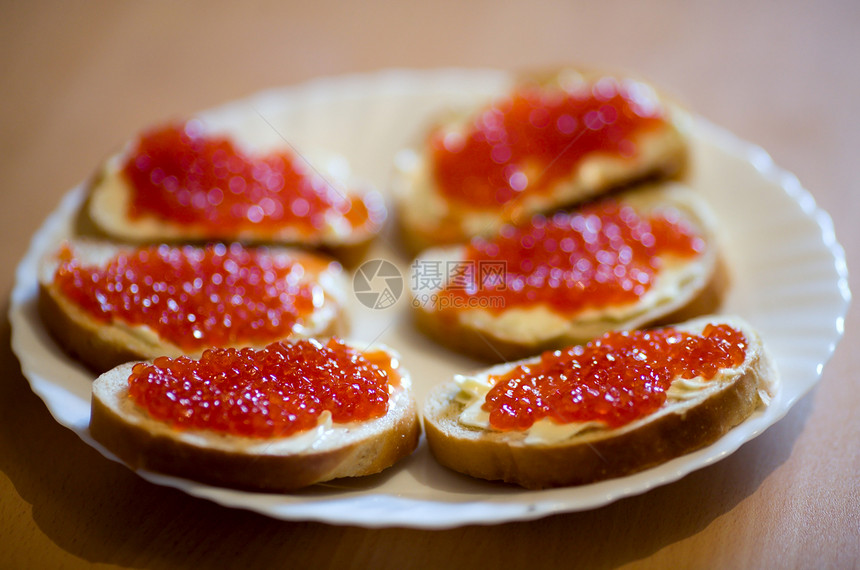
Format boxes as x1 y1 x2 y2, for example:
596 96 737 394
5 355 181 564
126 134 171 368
38 240 349 373
91 353 421 492
393 68 690 254
411 182 721 362
423 316 777 489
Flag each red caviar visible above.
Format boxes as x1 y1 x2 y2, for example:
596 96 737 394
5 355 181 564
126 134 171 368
127 338 395 438
122 121 376 235
430 78 667 209
445 199 704 314
54 243 322 351
484 324 747 431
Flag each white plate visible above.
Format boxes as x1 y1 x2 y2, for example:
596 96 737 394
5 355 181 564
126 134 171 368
10 68 850 529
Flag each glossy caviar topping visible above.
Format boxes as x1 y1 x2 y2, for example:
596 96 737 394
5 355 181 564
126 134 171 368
483 324 748 431
127 338 395 438
430 78 667 209
54 243 323 350
446 199 704 314
122 121 378 236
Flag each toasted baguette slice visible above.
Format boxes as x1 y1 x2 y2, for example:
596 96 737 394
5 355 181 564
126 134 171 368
424 316 777 489
412 182 722 362
393 69 689 253
90 341 420 492
85 122 386 265
38 239 348 373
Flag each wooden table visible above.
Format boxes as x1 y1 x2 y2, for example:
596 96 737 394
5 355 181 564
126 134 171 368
2 2 857 567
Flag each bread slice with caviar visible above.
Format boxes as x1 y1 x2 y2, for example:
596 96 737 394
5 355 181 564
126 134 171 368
411 182 722 362
393 68 689 254
38 239 348 373
84 120 387 265
90 339 421 492
423 316 777 489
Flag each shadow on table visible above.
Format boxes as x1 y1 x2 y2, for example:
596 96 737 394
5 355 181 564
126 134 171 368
0 299 813 569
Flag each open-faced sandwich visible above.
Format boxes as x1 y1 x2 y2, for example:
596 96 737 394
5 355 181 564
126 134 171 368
423 316 777 489
85 120 387 264
91 338 420 491
411 182 721 361
39 239 347 372
394 68 689 253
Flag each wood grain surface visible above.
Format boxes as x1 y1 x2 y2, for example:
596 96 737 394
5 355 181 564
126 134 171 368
2 1 858 568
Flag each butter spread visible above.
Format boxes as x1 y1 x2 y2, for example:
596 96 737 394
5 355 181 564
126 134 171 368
455 362 741 445
455 255 704 345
